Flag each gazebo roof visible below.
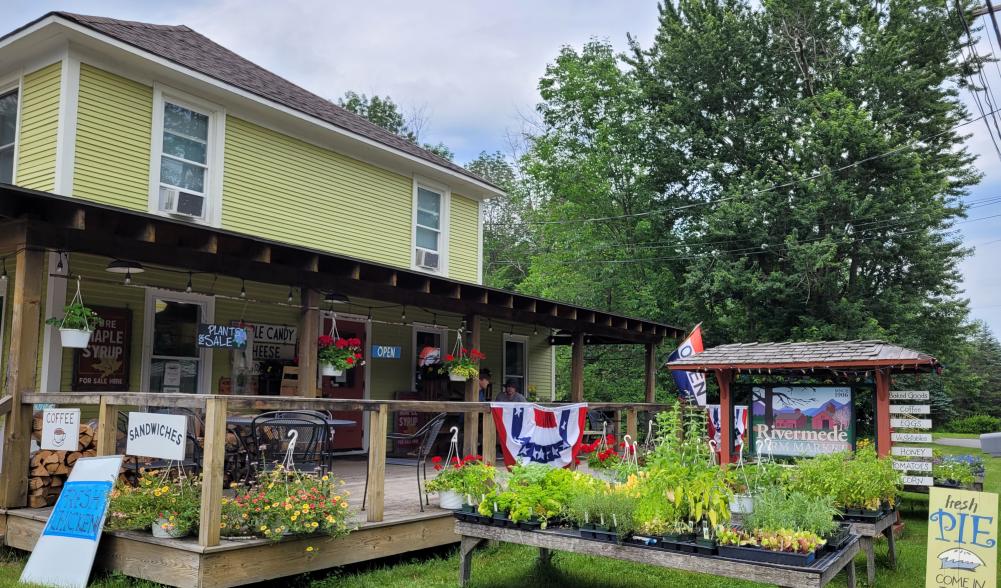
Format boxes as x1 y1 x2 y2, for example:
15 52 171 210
665 340 940 373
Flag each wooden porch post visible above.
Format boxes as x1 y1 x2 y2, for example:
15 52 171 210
481 409 496 465
0 245 44 508
571 332 585 403
96 397 120 456
366 404 388 522
875 371 892 457
298 288 321 397
626 408 638 442
199 397 227 547
463 315 481 455
644 342 658 403
715 369 733 466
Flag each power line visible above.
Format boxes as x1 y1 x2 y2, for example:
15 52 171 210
486 105 1001 228
495 194 1001 258
488 210 1001 266
955 0 1001 163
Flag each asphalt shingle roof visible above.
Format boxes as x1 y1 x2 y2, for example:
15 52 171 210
666 340 939 370
49 12 499 191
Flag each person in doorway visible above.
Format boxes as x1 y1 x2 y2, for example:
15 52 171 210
478 368 493 402
495 378 527 403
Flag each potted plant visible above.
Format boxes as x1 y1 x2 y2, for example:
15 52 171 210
425 454 495 510
439 347 484 382
718 487 836 565
46 300 102 349
106 470 201 538
317 335 364 377
933 460 976 488
220 465 354 541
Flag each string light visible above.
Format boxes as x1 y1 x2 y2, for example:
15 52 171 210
401 305 407 321
239 279 246 298
533 325 539 335
124 270 132 285
488 319 493 333
185 272 193 293
0 257 6 283
287 285 294 304
55 252 64 273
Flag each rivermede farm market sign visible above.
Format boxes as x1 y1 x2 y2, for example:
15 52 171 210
197 324 248 349
126 412 187 461
750 386 854 457
926 487 997 588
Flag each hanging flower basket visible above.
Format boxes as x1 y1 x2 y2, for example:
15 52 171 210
439 330 484 382
317 316 364 377
448 371 467 382
321 363 343 377
439 490 464 509
58 327 93 349
46 277 102 349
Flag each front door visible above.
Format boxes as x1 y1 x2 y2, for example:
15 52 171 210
321 315 366 450
143 289 214 393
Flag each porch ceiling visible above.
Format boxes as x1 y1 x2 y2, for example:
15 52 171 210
0 184 681 344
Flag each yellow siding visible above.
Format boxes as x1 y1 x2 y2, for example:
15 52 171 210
223 116 413 268
477 326 553 401
73 64 153 210
15 62 61 191
449 193 479 283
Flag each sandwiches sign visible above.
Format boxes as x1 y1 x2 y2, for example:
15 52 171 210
125 412 187 461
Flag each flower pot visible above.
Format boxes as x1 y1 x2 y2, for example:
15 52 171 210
448 371 467 382
730 493 754 514
320 363 343 377
438 490 463 510
59 328 92 349
694 537 718 556
152 518 187 539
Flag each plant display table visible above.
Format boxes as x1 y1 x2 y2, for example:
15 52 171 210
455 521 859 588
845 510 897 585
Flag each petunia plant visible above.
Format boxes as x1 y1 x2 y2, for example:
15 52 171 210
439 348 484 380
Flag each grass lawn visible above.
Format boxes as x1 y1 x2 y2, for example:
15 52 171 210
931 432 984 439
0 442 995 587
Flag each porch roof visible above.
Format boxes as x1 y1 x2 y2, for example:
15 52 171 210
0 184 681 344
665 340 940 373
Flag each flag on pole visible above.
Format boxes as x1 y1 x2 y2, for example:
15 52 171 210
490 403 588 468
669 324 707 406
706 404 749 456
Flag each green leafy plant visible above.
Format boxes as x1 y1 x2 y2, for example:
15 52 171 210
424 455 495 499
317 336 364 371
788 447 899 511
933 460 976 487
438 348 485 380
943 415 1001 434
743 487 838 537
106 470 200 536
46 301 102 331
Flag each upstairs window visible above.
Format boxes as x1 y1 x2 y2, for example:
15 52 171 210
413 181 449 274
0 89 18 184
150 86 223 226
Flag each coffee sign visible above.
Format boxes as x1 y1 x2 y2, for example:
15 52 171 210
125 412 187 461
41 409 80 451
72 306 131 391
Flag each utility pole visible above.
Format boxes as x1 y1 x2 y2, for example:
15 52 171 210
982 0 1001 50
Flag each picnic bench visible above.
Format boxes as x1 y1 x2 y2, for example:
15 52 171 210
455 521 859 588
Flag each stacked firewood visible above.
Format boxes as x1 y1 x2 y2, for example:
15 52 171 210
28 413 98 508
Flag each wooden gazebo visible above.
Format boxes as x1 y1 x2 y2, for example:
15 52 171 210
666 340 941 463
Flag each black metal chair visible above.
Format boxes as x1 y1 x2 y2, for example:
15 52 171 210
250 411 332 475
364 412 447 512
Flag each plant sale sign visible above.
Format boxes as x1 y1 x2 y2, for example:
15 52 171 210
926 487 998 588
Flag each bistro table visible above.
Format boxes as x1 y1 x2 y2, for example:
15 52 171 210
455 521 858 588
226 414 356 427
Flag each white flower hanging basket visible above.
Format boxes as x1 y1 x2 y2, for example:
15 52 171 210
448 371 466 382
321 363 343 377
59 328 92 349
438 489 463 510
730 493 755 514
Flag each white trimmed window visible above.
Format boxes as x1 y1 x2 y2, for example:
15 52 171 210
0 88 18 184
503 334 528 396
412 179 449 274
150 86 224 225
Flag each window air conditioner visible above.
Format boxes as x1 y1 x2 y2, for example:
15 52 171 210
415 247 440 270
159 186 205 219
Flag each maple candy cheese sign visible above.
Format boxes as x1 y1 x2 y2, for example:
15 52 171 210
926 487 998 588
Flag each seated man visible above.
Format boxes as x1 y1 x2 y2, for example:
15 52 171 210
495 378 527 403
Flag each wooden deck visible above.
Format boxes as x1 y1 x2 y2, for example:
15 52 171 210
1 461 457 588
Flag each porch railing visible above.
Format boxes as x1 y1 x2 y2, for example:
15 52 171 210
19 392 673 547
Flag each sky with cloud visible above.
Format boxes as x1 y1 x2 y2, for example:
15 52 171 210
5 1 1000 334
